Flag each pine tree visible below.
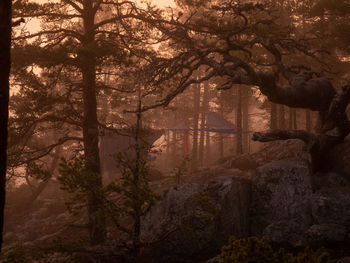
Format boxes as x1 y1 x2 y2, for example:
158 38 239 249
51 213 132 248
12 0 163 245
0 0 12 253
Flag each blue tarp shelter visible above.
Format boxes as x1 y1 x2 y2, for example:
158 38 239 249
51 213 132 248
168 112 251 134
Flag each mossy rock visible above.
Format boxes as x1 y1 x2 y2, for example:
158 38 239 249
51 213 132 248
219 236 330 263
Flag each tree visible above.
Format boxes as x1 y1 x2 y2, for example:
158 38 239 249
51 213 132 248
199 81 209 165
11 0 164 245
136 1 349 172
235 85 243 155
0 0 11 253
191 82 200 171
58 70 161 260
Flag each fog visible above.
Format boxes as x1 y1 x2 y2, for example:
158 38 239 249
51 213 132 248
3 0 350 262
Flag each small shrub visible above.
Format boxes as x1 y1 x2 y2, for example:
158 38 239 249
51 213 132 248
3 239 82 263
219 236 330 263
191 191 219 216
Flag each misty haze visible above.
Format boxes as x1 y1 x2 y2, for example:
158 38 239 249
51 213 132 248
1 0 350 262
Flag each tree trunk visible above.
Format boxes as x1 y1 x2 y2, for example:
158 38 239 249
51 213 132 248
199 82 208 166
206 129 211 163
242 87 249 152
253 85 350 172
172 130 177 157
166 130 170 155
191 84 200 171
0 0 11 253
278 104 285 129
218 91 224 159
236 85 243 155
81 0 105 245
305 109 311 132
21 147 62 210
293 108 297 129
289 107 297 129
131 98 142 257
270 102 278 130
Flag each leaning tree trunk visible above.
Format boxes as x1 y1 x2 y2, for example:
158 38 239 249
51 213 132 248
0 0 11 253
21 146 62 211
253 85 350 172
81 0 105 245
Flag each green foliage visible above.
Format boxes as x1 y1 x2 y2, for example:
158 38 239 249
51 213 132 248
4 244 38 263
220 236 330 263
172 156 190 184
26 161 51 180
57 149 160 250
58 156 97 214
3 239 85 263
107 150 161 216
191 190 219 216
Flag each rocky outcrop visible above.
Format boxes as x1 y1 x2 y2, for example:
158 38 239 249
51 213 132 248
250 158 314 246
311 188 350 227
223 139 307 171
250 158 350 249
140 156 350 262
328 137 350 174
140 175 251 263
337 257 350 263
305 223 347 244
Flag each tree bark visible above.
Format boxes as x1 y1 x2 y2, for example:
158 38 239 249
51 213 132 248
191 84 200 171
242 87 249 152
270 102 278 130
293 109 297 129
236 85 243 155
218 91 225 159
199 82 208 166
81 0 105 245
0 0 11 253
206 129 211 163
289 107 297 129
305 109 311 132
21 147 61 211
278 104 285 129
253 85 350 172
172 130 177 161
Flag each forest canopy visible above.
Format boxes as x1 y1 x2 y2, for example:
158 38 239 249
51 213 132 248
2 0 350 261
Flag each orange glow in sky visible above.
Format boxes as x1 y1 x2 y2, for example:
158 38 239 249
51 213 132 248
31 0 175 7
151 0 175 7
20 0 175 33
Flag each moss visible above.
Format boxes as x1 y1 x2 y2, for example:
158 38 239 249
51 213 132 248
3 239 85 263
190 190 219 216
219 236 330 263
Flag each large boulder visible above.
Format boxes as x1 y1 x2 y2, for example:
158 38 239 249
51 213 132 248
311 188 350 228
250 157 350 249
250 158 314 246
141 157 350 262
328 137 350 174
140 175 251 263
305 223 347 244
